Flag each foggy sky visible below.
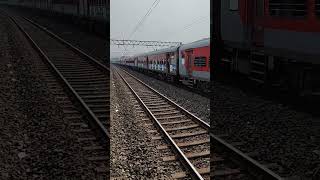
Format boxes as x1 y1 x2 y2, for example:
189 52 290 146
110 0 210 58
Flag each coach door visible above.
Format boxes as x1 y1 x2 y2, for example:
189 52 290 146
134 57 138 67
185 50 193 76
146 56 149 69
165 53 170 74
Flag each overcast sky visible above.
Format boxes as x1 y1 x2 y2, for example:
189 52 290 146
110 0 210 58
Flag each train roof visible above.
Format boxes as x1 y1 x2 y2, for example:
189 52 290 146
180 38 210 51
135 46 180 57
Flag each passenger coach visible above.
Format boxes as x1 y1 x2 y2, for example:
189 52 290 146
118 38 210 90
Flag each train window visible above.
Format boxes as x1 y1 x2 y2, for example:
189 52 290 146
229 0 238 10
194 57 207 67
269 0 306 17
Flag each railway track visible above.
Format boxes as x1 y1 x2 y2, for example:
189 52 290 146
114 65 210 179
1 11 110 178
114 65 283 180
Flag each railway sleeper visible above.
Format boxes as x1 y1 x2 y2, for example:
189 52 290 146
88 104 109 109
156 114 185 120
172 167 210 179
139 95 161 99
62 69 102 74
62 73 105 78
153 110 180 116
157 139 210 150
91 109 109 114
59 68 99 73
82 95 109 99
160 119 192 125
144 102 168 106
63 71 105 75
72 84 110 88
55 64 97 69
148 104 172 109
162 150 210 162
170 130 207 139
141 98 166 104
75 87 109 92
95 113 110 119
68 78 108 82
150 107 176 112
165 124 199 132
141 98 164 103
139 95 160 99
77 91 108 96
70 80 108 85
135 110 144 114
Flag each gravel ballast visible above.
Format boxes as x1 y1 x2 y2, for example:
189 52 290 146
110 68 178 179
0 12 99 179
118 66 210 124
212 81 320 178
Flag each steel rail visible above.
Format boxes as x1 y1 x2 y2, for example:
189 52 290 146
3 11 110 141
117 65 283 180
119 67 210 131
114 66 204 180
23 17 110 72
212 133 283 180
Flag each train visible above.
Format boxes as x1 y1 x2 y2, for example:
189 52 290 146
116 38 210 90
214 0 320 95
0 0 108 36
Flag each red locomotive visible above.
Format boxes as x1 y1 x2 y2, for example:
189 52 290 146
216 0 320 95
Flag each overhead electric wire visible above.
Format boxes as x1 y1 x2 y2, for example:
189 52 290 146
111 0 161 57
127 0 160 40
165 15 209 41
112 1 208 57
182 16 209 30
121 0 160 56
